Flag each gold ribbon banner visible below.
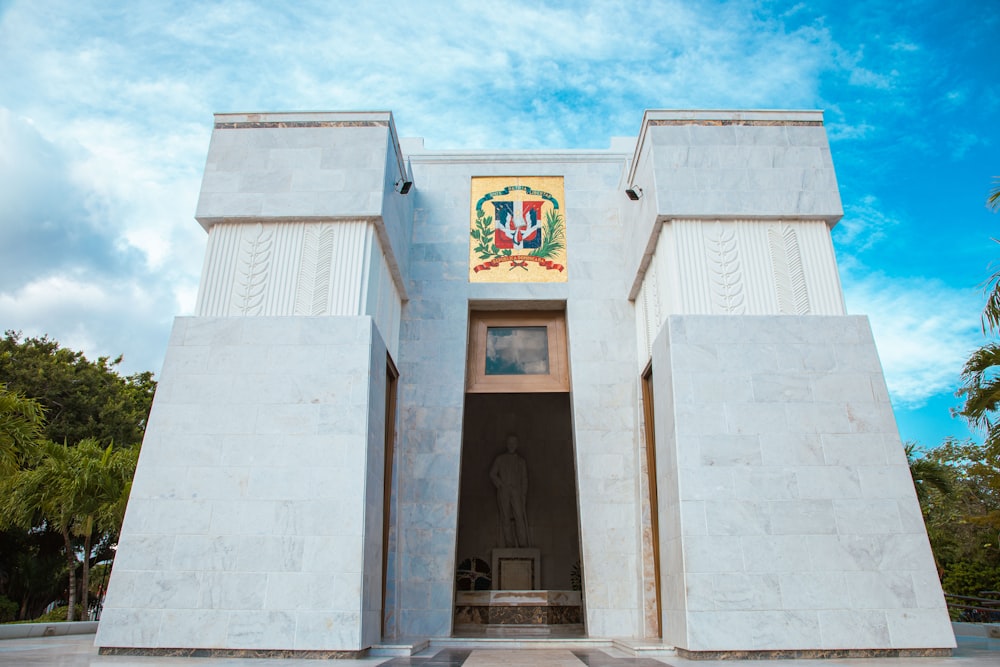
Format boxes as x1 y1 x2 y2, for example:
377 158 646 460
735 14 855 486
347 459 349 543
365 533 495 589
473 255 566 273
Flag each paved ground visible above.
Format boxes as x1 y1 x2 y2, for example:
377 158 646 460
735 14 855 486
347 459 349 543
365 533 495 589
0 635 994 666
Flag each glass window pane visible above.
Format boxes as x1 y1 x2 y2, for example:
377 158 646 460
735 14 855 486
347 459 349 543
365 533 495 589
485 326 549 375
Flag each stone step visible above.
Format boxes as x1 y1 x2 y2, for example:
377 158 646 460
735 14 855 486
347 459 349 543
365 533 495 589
371 635 679 657
611 638 679 658
369 639 430 657
428 636 614 650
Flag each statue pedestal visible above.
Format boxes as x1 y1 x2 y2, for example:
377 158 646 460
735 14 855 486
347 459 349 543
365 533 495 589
491 548 540 590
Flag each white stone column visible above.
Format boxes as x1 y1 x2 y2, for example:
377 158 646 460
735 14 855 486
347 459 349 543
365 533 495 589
653 315 954 653
95 316 389 652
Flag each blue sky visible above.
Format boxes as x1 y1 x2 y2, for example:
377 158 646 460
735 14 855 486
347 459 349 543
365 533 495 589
0 0 997 449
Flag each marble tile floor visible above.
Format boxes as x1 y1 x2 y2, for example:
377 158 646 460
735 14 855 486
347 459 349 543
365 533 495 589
0 636 996 667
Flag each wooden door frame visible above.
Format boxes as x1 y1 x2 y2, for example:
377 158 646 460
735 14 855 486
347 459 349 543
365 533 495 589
465 310 569 393
640 361 662 637
381 356 399 638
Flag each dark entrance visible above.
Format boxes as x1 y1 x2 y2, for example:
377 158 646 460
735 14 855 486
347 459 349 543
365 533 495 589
453 392 584 636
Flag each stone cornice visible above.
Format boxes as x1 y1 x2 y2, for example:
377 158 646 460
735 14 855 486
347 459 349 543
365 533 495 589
647 118 822 127
214 120 388 130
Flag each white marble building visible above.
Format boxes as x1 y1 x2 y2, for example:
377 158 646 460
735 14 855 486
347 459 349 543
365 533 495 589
95 109 956 658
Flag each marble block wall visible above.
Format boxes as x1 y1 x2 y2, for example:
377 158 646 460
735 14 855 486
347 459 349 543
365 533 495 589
651 314 955 652
388 146 642 639
101 108 948 652
194 111 413 307
623 110 843 299
95 316 388 652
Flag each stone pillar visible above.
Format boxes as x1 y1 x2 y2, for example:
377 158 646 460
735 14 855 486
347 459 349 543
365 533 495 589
95 316 388 653
97 112 411 654
652 315 954 654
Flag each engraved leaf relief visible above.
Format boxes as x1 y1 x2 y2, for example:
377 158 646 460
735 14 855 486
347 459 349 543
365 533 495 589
233 223 272 315
767 224 811 315
705 223 746 314
294 224 335 315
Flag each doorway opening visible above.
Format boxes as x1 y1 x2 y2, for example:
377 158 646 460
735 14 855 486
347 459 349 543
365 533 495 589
640 362 662 638
453 310 584 637
381 357 398 638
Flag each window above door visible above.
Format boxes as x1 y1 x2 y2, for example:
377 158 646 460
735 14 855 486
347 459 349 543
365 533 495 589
466 310 569 393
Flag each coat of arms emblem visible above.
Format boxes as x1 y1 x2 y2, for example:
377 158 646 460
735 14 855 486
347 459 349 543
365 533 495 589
469 176 567 283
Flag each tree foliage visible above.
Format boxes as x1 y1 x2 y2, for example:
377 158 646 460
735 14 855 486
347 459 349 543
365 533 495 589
905 442 952 505
0 333 153 622
0 331 155 448
0 529 64 621
1 440 139 620
0 388 45 477
922 178 1000 598
978 179 1000 333
914 439 1000 595
957 343 1000 447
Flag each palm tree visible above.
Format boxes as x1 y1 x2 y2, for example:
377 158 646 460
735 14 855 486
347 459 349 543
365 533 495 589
904 442 953 505
980 178 1000 332
0 387 44 477
956 343 1000 448
68 440 113 616
0 439 139 620
962 178 1000 444
88 442 139 614
2 441 83 619
904 443 954 579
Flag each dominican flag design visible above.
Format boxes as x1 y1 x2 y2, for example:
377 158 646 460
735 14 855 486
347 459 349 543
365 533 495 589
469 176 566 281
493 201 543 249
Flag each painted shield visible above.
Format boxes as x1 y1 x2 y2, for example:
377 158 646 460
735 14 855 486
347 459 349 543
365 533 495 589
469 176 567 283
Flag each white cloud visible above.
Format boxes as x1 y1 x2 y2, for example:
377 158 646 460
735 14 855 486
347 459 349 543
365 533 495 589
825 121 875 141
0 1 850 152
847 66 893 90
61 116 207 269
843 273 982 408
833 194 900 252
948 130 986 160
944 88 968 106
0 103 201 378
0 107 132 283
0 0 992 425
0 274 177 376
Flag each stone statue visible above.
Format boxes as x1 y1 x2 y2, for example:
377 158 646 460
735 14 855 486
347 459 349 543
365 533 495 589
490 434 529 548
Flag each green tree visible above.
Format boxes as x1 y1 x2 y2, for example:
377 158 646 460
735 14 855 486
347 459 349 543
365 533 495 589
956 177 1000 467
922 179 1000 596
0 387 45 476
916 439 1000 595
0 439 139 621
0 530 64 621
956 343 1000 448
2 440 84 620
978 178 1000 332
0 334 153 621
0 331 155 448
905 442 953 506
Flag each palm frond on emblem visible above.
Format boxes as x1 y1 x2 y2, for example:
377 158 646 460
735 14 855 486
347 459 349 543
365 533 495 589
529 209 565 259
